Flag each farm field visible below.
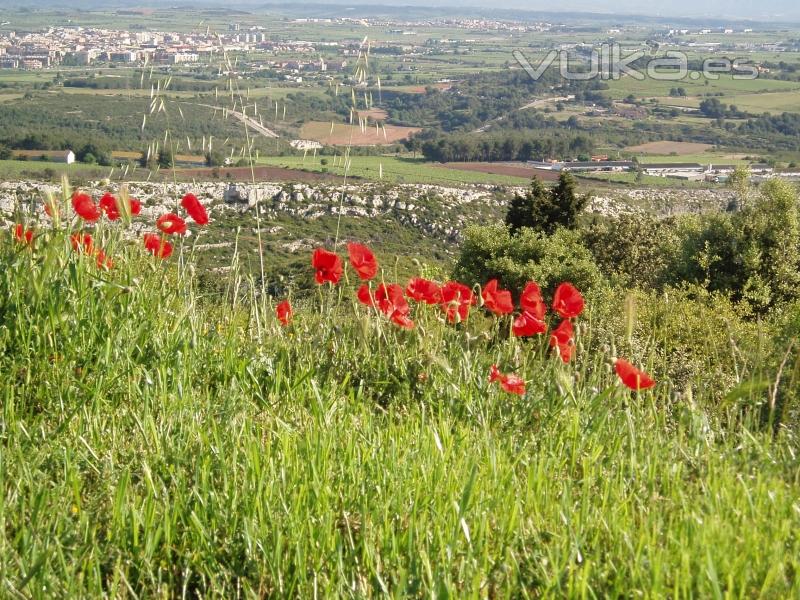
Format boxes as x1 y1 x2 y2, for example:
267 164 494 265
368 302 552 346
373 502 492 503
442 161 561 181
624 141 714 155
724 90 800 114
0 159 113 181
176 164 343 183
579 171 712 186
299 121 421 146
256 155 532 185
635 153 754 165
606 73 800 100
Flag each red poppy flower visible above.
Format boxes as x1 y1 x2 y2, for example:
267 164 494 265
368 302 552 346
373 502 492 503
512 311 547 337
156 213 188 235
375 283 409 318
129 198 142 215
406 277 441 305
549 319 575 363
181 193 208 225
357 283 375 306
72 192 101 222
13 224 33 245
70 232 94 254
440 281 474 324
614 359 656 391
95 249 113 270
520 281 547 320
488 365 526 396
311 248 343 285
552 282 585 319
358 283 413 328
347 242 378 280
276 300 293 326
43 199 58 219
390 312 415 330
143 233 173 259
99 193 120 221
482 279 514 316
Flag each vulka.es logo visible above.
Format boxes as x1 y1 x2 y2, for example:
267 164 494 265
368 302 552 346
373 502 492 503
513 44 759 82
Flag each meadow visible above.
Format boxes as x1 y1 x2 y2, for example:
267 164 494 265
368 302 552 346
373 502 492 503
605 73 800 100
299 121 421 146
256 155 531 186
1 183 799 596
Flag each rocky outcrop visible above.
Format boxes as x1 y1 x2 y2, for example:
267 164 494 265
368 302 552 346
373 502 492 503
0 180 738 244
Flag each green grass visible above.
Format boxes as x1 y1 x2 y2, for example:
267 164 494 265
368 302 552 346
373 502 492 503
1 187 799 596
256 155 531 186
724 91 800 114
606 73 800 100
578 172 711 187
0 159 112 180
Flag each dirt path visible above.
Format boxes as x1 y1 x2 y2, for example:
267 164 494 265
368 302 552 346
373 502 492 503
189 103 280 139
472 94 576 133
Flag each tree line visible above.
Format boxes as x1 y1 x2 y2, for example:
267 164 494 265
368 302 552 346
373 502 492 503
411 131 594 163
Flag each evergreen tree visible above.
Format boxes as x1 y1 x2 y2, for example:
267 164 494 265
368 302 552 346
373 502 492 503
547 172 587 232
505 176 549 234
158 149 174 169
506 173 588 235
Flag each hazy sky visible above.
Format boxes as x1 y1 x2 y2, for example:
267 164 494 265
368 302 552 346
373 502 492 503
494 0 800 20
1 0 798 21
364 0 800 20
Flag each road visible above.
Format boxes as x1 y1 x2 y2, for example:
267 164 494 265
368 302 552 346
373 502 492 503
189 102 280 139
472 94 576 133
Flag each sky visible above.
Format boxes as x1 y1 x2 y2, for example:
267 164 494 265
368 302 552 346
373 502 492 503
0 0 798 22
331 0 800 21
494 0 799 20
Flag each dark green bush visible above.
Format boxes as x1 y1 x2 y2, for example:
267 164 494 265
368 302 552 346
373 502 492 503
453 223 604 296
505 173 588 235
675 179 800 311
582 214 682 289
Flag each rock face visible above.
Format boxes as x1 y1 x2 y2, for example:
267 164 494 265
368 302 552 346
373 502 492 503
0 180 510 243
589 188 736 217
0 179 736 243
224 184 283 207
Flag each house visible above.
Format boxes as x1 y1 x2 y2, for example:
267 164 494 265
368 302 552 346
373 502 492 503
750 163 774 174
559 161 635 172
290 140 323 151
14 149 76 164
643 163 705 180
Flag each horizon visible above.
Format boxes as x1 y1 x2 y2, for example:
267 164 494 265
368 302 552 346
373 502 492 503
0 0 798 23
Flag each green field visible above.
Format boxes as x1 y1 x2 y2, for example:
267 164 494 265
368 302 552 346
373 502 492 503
724 90 800 114
636 152 752 164
0 159 113 181
579 171 710 187
2 191 799 595
257 155 532 186
606 73 800 100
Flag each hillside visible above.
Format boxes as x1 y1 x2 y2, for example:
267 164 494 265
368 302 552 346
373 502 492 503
1 182 799 596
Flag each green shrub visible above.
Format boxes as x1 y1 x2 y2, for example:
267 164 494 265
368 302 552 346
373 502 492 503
675 179 800 311
453 223 604 295
582 214 682 289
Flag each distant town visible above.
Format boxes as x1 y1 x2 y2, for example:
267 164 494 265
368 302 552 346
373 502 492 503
1 17 796 74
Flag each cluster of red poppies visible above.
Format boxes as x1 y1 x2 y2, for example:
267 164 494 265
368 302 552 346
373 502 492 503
275 242 656 396
11 190 209 265
11 213 656 396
